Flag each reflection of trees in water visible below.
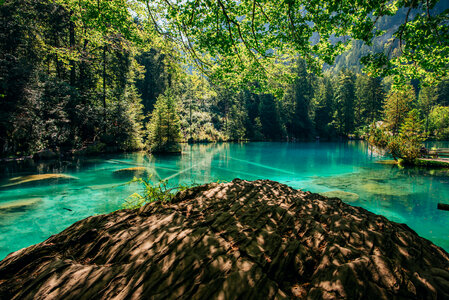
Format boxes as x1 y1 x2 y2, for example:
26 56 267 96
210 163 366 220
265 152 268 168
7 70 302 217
145 143 230 186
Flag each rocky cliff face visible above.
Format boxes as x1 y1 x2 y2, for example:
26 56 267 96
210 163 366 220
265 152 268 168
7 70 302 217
1 179 449 299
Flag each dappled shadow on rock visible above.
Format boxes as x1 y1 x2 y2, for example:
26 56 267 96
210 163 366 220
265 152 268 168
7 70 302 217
0 179 449 299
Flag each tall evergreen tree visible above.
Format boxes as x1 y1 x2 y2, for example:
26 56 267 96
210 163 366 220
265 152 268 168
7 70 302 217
355 75 385 127
418 85 438 135
259 94 284 140
282 59 314 139
227 101 247 141
313 74 335 138
147 88 181 153
332 70 356 136
383 85 415 136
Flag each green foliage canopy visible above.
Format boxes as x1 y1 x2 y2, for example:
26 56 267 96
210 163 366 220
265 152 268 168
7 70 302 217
429 105 449 139
138 0 449 91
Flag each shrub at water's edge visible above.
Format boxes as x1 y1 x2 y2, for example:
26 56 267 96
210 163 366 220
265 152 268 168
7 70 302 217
123 176 197 209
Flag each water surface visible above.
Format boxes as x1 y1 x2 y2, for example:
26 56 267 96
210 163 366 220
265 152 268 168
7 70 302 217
1 141 449 259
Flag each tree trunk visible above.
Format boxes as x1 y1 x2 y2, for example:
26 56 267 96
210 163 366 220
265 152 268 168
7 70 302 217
69 12 76 86
189 98 192 141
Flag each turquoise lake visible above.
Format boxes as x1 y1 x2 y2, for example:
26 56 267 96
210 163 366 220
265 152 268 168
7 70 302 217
1 141 449 259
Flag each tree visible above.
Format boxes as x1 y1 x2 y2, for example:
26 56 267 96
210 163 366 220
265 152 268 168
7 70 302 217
135 49 171 114
368 109 425 163
259 94 284 140
332 70 355 136
282 59 314 139
429 106 449 140
227 102 247 141
140 0 449 90
397 109 425 163
383 85 415 136
418 85 438 135
176 73 223 142
312 74 335 139
435 79 449 106
355 75 385 127
147 88 182 153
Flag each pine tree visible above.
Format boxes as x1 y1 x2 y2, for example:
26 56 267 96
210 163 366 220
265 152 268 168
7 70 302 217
147 88 182 153
332 70 355 136
259 94 284 140
397 109 425 163
383 85 415 136
312 74 334 138
418 85 437 135
227 102 247 141
282 59 314 139
355 75 385 127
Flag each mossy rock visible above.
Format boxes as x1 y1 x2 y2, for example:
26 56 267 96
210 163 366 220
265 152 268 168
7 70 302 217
1 174 78 188
320 190 360 202
0 198 42 212
113 167 150 178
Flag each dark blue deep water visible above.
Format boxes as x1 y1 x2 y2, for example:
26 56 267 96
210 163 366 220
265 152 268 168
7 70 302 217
1 141 448 259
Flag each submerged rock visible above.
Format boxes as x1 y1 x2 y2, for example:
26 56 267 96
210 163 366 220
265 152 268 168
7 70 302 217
361 182 411 197
112 167 149 178
313 171 413 197
0 179 448 299
319 190 360 202
1 174 78 188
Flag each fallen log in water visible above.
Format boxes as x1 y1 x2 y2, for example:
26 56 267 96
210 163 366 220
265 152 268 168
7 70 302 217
438 203 449 211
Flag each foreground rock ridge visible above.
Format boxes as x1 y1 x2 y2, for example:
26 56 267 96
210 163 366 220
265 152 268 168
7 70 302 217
1 179 449 299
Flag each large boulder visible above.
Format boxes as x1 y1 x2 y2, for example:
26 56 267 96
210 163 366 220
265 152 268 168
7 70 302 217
0 179 448 299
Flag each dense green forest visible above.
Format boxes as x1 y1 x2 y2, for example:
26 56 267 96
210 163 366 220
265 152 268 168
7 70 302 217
1 0 448 157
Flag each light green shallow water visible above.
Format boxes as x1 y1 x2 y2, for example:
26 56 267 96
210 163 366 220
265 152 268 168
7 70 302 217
1 141 449 259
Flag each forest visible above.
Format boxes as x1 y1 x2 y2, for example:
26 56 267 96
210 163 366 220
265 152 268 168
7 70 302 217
1 0 449 157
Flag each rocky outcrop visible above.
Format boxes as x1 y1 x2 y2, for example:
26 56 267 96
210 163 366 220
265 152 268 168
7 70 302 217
0 179 448 299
